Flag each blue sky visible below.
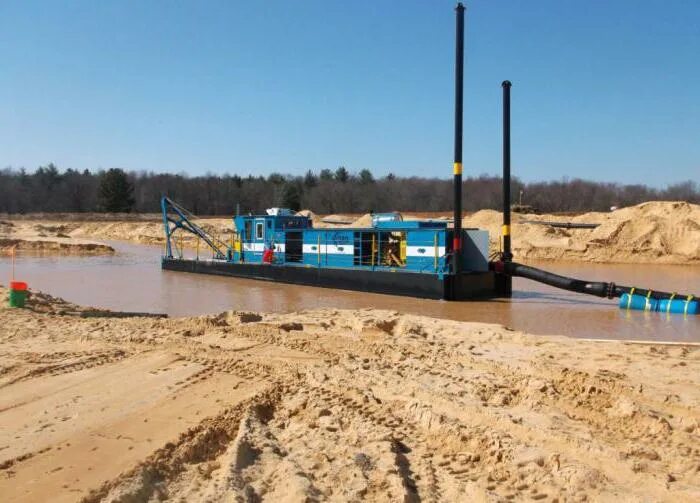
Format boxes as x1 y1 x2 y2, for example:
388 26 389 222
1 0 698 186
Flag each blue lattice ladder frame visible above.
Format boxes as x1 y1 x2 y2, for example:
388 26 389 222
161 196 227 260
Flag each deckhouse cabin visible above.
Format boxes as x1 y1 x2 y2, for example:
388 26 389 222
230 209 488 277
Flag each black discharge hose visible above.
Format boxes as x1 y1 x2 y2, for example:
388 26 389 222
492 261 693 301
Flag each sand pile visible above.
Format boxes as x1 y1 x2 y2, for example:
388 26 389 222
1 287 699 501
464 201 700 264
69 218 234 247
296 209 319 223
0 217 233 253
309 214 354 227
68 221 166 245
351 213 374 228
0 237 114 255
0 220 115 255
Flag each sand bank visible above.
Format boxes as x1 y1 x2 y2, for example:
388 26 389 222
0 221 114 254
463 201 700 264
0 287 698 502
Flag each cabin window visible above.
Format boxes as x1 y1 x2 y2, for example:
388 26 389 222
255 222 264 240
244 221 252 241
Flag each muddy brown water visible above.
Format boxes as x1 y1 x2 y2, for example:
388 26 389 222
1 241 698 341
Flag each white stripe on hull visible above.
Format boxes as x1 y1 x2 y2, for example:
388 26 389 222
302 244 354 255
406 246 445 257
242 242 265 252
242 242 286 252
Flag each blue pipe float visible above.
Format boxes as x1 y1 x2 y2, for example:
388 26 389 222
619 292 698 315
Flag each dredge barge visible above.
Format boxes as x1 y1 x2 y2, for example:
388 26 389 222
161 200 503 300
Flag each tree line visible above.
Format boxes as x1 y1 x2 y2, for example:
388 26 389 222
0 164 697 215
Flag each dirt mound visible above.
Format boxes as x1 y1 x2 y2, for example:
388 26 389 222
0 237 114 255
296 209 317 220
0 219 132 252
464 201 700 264
349 213 373 228
313 214 354 227
67 221 175 245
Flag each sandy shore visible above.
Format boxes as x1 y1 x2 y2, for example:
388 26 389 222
3 201 698 263
1 287 698 502
0 221 114 255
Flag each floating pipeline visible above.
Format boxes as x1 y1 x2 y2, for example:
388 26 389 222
619 293 698 315
491 261 698 315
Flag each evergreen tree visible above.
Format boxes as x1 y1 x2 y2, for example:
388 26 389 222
98 168 135 212
303 169 318 188
267 172 285 185
282 181 303 211
359 169 375 184
335 166 349 183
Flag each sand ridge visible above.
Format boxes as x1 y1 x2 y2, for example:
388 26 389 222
1 287 699 501
0 221 114 255
462 201 700 264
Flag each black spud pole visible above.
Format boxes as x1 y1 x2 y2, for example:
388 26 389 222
502 80 513 262
453 2 465 273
